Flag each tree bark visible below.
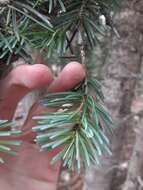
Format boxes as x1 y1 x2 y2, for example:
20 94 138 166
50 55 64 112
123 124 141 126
122 115 143 190
85 0 143 190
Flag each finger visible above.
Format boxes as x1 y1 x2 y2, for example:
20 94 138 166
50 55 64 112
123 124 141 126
48 61 85 92
0 105 61 190
23 61 85 136
0 142 61 190
0 60 85 169
0 62 85 190
0 61 85 140
0 64 53 120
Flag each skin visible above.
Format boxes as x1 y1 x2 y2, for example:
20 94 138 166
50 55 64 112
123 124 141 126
0 61 85 190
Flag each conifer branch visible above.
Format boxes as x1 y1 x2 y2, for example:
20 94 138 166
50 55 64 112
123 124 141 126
0 120 21 163
0 0 117 171
0 0 117 62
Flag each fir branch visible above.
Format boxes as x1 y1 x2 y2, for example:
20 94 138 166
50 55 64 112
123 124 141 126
0 120 21 163
32 76 114 171
0 0 117 171
0 0 118 62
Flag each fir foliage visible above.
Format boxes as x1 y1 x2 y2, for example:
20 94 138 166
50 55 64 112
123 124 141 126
0 0 118 62
0 0 118 171
33 74 114 170
0 120 21 163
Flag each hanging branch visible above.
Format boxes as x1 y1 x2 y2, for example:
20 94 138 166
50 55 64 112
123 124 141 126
0 0 117 171
32 0 114 171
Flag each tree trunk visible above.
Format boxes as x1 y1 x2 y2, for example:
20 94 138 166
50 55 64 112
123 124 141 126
122 115 143 190
85 0 143 190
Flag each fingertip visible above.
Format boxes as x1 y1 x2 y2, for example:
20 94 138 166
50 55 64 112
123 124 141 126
48 61 85 92
28 64 53 88
12 64 53 89
64 61 86 80
0 64 53 120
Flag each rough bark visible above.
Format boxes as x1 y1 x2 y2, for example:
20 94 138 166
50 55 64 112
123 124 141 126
85 0 143 190
122 115 143 190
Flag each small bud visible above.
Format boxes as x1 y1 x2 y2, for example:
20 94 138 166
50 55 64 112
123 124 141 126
99 15 106 26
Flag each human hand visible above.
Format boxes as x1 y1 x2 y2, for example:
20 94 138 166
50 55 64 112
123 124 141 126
0 61 85 190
